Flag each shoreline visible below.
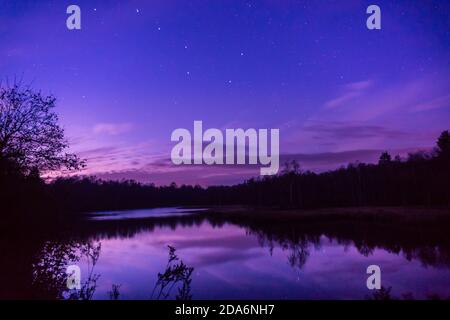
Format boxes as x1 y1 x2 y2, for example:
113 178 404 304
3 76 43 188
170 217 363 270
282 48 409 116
204 205 450 223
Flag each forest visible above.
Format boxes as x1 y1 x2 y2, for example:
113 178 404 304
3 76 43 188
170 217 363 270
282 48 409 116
52 133 450 211
1 130 449 221
1 84 449 225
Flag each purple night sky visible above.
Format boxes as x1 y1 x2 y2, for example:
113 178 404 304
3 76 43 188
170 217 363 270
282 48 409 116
1 0 449 185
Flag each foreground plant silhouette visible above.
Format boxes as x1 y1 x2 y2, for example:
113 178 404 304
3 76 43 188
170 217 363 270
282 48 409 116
108 284 121 300
32 241 101 299
151 245 194 300
67 242 102 300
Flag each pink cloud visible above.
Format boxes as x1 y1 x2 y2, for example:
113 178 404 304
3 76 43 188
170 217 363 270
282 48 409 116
93 122 134 135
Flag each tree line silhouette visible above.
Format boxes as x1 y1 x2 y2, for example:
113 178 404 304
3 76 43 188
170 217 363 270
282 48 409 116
1 84 450 221
43 130 450 212
2 130 448 218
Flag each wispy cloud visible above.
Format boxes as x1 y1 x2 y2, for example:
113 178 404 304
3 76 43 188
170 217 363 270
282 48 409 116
410 94 450 112
324 80 373 109
92 122 134 135
304 121 406 140
82 147 430 186
321 73 450 122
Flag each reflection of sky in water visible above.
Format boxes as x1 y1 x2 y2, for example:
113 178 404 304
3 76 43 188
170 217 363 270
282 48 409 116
74 220 450 300
88 207 206 221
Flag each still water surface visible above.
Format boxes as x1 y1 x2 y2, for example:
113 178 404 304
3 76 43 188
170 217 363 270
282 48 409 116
88 207 207 220
34 207 450 299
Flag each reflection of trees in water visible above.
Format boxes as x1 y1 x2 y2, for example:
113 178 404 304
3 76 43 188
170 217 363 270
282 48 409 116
32 240 193 300
354 241 374 257
366 286 395 300
66 211 450 271
19 210 450 299
286 242 310 270
406 246 450 268
251 229 316 270
240 219 450 271
366 286 450 300
247 221 450 299
108 284 121 300
32 240 101 300
66 242 101 300
32 241 80 299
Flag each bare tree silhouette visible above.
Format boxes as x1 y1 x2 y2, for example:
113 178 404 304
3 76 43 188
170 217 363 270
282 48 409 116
0 83 84 175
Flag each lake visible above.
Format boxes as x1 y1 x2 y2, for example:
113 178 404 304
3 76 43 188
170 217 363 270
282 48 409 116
21 207 450 299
